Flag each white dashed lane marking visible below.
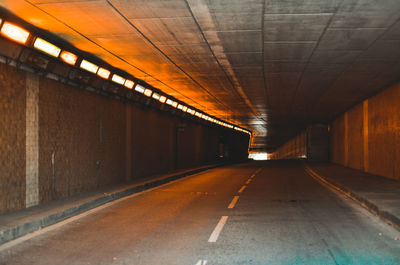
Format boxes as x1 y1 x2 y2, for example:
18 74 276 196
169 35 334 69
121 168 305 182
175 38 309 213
238 185 246 193
228 196 240 209
208 216 228 242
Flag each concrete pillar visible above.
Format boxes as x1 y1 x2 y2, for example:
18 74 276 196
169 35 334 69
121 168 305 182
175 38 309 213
344 112 349 166
125 104 132 181
307 124 330 162
25 73 39 208
363 100 369 171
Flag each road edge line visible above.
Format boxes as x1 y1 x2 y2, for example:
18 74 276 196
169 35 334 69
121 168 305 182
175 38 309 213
0 164 225 246
304 164 400 232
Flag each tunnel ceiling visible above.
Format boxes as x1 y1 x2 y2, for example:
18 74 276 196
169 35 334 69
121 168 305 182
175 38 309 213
1 0 400 151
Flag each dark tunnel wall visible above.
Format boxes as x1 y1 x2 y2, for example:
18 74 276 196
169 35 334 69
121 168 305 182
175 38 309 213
269 125 330 162
0 62 250 214
0 63 26 213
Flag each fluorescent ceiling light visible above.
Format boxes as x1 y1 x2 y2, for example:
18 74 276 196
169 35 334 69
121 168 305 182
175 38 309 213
124 79 135 89
112 74 125 85
0 22 30 44
152 93 160 100
60 51 77 65
33 37 61 57
135 84 145 93
80 59 98 74
97 67 110 79
144 89 153 97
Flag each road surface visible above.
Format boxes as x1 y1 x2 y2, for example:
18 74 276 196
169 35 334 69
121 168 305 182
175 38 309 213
1 161 399 264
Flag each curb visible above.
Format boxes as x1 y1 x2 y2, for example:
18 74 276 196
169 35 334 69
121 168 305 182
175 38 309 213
0 164 222 246
304 165 400 231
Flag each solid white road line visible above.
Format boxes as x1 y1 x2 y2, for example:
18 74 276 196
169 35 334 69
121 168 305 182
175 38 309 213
208 216 229 242
238 185 247 193
195 260 207 265
228 196 240 209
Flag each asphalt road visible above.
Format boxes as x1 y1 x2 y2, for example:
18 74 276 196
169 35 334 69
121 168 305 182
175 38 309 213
1 161 399 265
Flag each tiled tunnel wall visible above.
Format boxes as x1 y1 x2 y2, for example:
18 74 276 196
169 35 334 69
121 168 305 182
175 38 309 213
330 81 400 181
0 62 250 214
0 63 26 214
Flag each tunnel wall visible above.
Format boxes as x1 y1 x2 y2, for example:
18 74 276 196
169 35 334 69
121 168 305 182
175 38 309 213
330 81 400 181
268 131 307 160
0 62 250 214
269 124 330 162
0 63 26 213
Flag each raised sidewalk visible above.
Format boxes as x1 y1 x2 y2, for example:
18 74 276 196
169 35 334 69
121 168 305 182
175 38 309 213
305 163 400 231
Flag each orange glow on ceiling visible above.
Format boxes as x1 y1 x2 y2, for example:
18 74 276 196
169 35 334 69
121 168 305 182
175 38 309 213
0 0 255 142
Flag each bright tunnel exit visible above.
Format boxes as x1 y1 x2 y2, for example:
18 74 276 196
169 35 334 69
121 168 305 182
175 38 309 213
248 152 268 160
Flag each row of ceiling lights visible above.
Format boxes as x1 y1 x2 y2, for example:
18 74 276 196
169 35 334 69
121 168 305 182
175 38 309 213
0 18 251 135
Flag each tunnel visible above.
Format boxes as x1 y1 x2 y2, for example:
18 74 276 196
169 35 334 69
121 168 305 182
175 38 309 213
0 0 400 264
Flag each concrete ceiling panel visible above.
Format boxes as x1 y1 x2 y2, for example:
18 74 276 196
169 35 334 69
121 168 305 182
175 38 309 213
382 20 400 40
264 42 316 61
264 62 307 73
90 34 155 56
357 40 400 62
216 31 262 53
331 0 400 28
310 49 361 64
226 52 263 67
267 72 302 111
36 1 134 36
206 0 263 14
211 13 262 31
264 0 341 14
264 14 332 41
318 28 386 50
331 11 400 28
108 0 190 19
158 43 211 55
130 17 204 45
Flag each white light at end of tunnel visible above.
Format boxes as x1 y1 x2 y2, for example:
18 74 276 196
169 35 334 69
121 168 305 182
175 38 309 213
248 153 268 160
